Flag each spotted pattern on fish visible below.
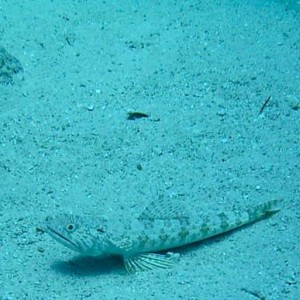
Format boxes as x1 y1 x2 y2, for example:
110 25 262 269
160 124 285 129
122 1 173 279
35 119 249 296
45 199 279 273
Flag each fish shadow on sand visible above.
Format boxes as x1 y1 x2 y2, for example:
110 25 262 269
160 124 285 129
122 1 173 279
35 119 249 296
51 255 125 277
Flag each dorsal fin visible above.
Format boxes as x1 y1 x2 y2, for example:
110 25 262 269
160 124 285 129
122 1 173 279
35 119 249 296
138 197 188 221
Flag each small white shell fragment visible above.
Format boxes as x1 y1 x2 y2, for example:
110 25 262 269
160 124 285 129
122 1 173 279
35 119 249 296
77 103 95 111
85 103 95 111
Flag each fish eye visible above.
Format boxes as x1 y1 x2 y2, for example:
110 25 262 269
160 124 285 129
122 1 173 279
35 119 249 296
66 224 75 231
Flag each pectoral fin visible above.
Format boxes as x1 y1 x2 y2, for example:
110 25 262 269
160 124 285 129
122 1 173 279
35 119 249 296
124 253 175 274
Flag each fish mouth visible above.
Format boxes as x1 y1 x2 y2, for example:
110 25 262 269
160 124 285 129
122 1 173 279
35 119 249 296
46 226 79 251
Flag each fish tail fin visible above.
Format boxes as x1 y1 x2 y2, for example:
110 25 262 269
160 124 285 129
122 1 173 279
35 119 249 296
246 199 280 224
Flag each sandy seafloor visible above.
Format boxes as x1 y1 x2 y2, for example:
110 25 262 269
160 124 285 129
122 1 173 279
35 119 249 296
0 0 299 299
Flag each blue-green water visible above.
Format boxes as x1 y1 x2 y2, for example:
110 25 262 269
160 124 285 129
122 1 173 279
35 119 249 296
0 1 299 299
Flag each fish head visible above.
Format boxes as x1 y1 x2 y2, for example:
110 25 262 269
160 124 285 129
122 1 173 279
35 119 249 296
44 214 110 257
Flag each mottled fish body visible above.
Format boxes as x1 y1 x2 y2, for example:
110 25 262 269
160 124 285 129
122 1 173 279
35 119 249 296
45 199 279 273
